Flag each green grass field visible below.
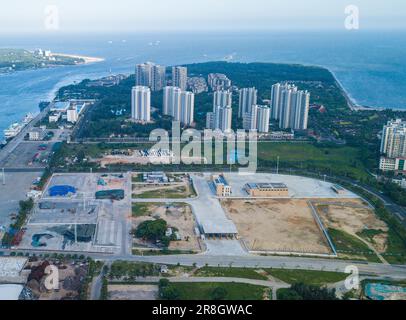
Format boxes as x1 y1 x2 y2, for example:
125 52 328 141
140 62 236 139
194 267 268 281
133 185 195 199
131 203 151 217
328 228 381 263
164 282 267 300
257 142 369 181
265 269 347 286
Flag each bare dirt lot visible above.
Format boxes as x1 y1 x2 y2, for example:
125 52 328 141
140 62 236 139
314 199 389 253
108 284 158 300
132 203 201 252
132 182 196 199
221 199 331 254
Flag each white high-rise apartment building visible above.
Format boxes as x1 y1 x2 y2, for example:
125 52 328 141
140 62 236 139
206 106 232 133
136 62 166 91
162 86 194 125
380 119 406 158
271 83 310 130
243 105 270 133
163 86 182 116
131 86 151 122
238 87 257 118
213 90 232 112
180 91 195 125
172 66 188 91
151 64 166 91
135 62 153 87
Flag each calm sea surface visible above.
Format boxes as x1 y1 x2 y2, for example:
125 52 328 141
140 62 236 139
1 31 406 139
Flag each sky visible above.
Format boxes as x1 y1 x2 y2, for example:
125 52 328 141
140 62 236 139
0 0 405 33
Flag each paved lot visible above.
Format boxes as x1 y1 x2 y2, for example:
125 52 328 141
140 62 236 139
204 240 248 256
0 142 52 169
190 174 238 235
0 171 41 227
28 201 99 225
43 173 96 200
224 173 359 198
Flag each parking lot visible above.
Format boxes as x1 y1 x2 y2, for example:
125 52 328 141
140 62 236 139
0 142 53 168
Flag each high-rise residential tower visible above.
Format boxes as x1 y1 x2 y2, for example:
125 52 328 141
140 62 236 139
381 119 406 158
243 105 270 133
271 83 310 130
238 87 257 118
131 86 151 122
180 91 195 125
151 64 166 91
135 62 153 87
213 90 232 112
206 106 232 133
162 86 194 125
172 66 188 91
135 62 166 91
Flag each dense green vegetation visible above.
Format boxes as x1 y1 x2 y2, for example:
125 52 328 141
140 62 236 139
134 219 173 247
0 48 84 73
194 267 268 280
1 199 34 247
265 269 347 286
109 261 160 280
277 283 337 300
158 279 267 300
132 203 152 217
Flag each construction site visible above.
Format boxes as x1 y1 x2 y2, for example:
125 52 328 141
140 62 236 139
15 172 130 253
131 202 203 253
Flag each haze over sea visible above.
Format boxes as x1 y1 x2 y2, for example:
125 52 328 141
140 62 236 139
1 31 406 139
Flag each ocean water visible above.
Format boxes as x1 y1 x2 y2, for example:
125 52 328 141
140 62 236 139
1 31 406 139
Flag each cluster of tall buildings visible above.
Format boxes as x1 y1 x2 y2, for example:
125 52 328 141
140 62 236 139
132 63 191 123
206 90 233 132
135 63 188 91
238 87 270 133
163 86 195 125
135 62 166 91
379 119 406 172
131 65 311 134
271 83 310 130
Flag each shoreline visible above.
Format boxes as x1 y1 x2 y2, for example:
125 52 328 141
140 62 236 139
328 68 406 112
50 53 105 64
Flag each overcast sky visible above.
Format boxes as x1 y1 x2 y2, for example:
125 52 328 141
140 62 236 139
0 0 405 33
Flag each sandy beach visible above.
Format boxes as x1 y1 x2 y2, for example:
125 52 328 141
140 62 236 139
51 53 105 64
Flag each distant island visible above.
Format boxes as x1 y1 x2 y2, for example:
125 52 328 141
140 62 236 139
0 48 104 74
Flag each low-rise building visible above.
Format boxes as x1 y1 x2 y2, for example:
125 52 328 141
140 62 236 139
380 156 406 172
244 182 289 197
28 128 46 141
212 174 232 197
48 112 61 123
143 172 169 184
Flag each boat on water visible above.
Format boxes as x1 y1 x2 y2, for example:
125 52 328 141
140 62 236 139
3 113 35 140
3 122 23 139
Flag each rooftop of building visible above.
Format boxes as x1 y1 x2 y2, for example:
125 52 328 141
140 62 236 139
214 175 229 186
245 182 288 189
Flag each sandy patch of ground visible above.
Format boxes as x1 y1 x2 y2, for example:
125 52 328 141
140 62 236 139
315 199 388 253
108 284 158 300
96 174 126 191
132 182 195 199
132 203 201 252
221 199 331 254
